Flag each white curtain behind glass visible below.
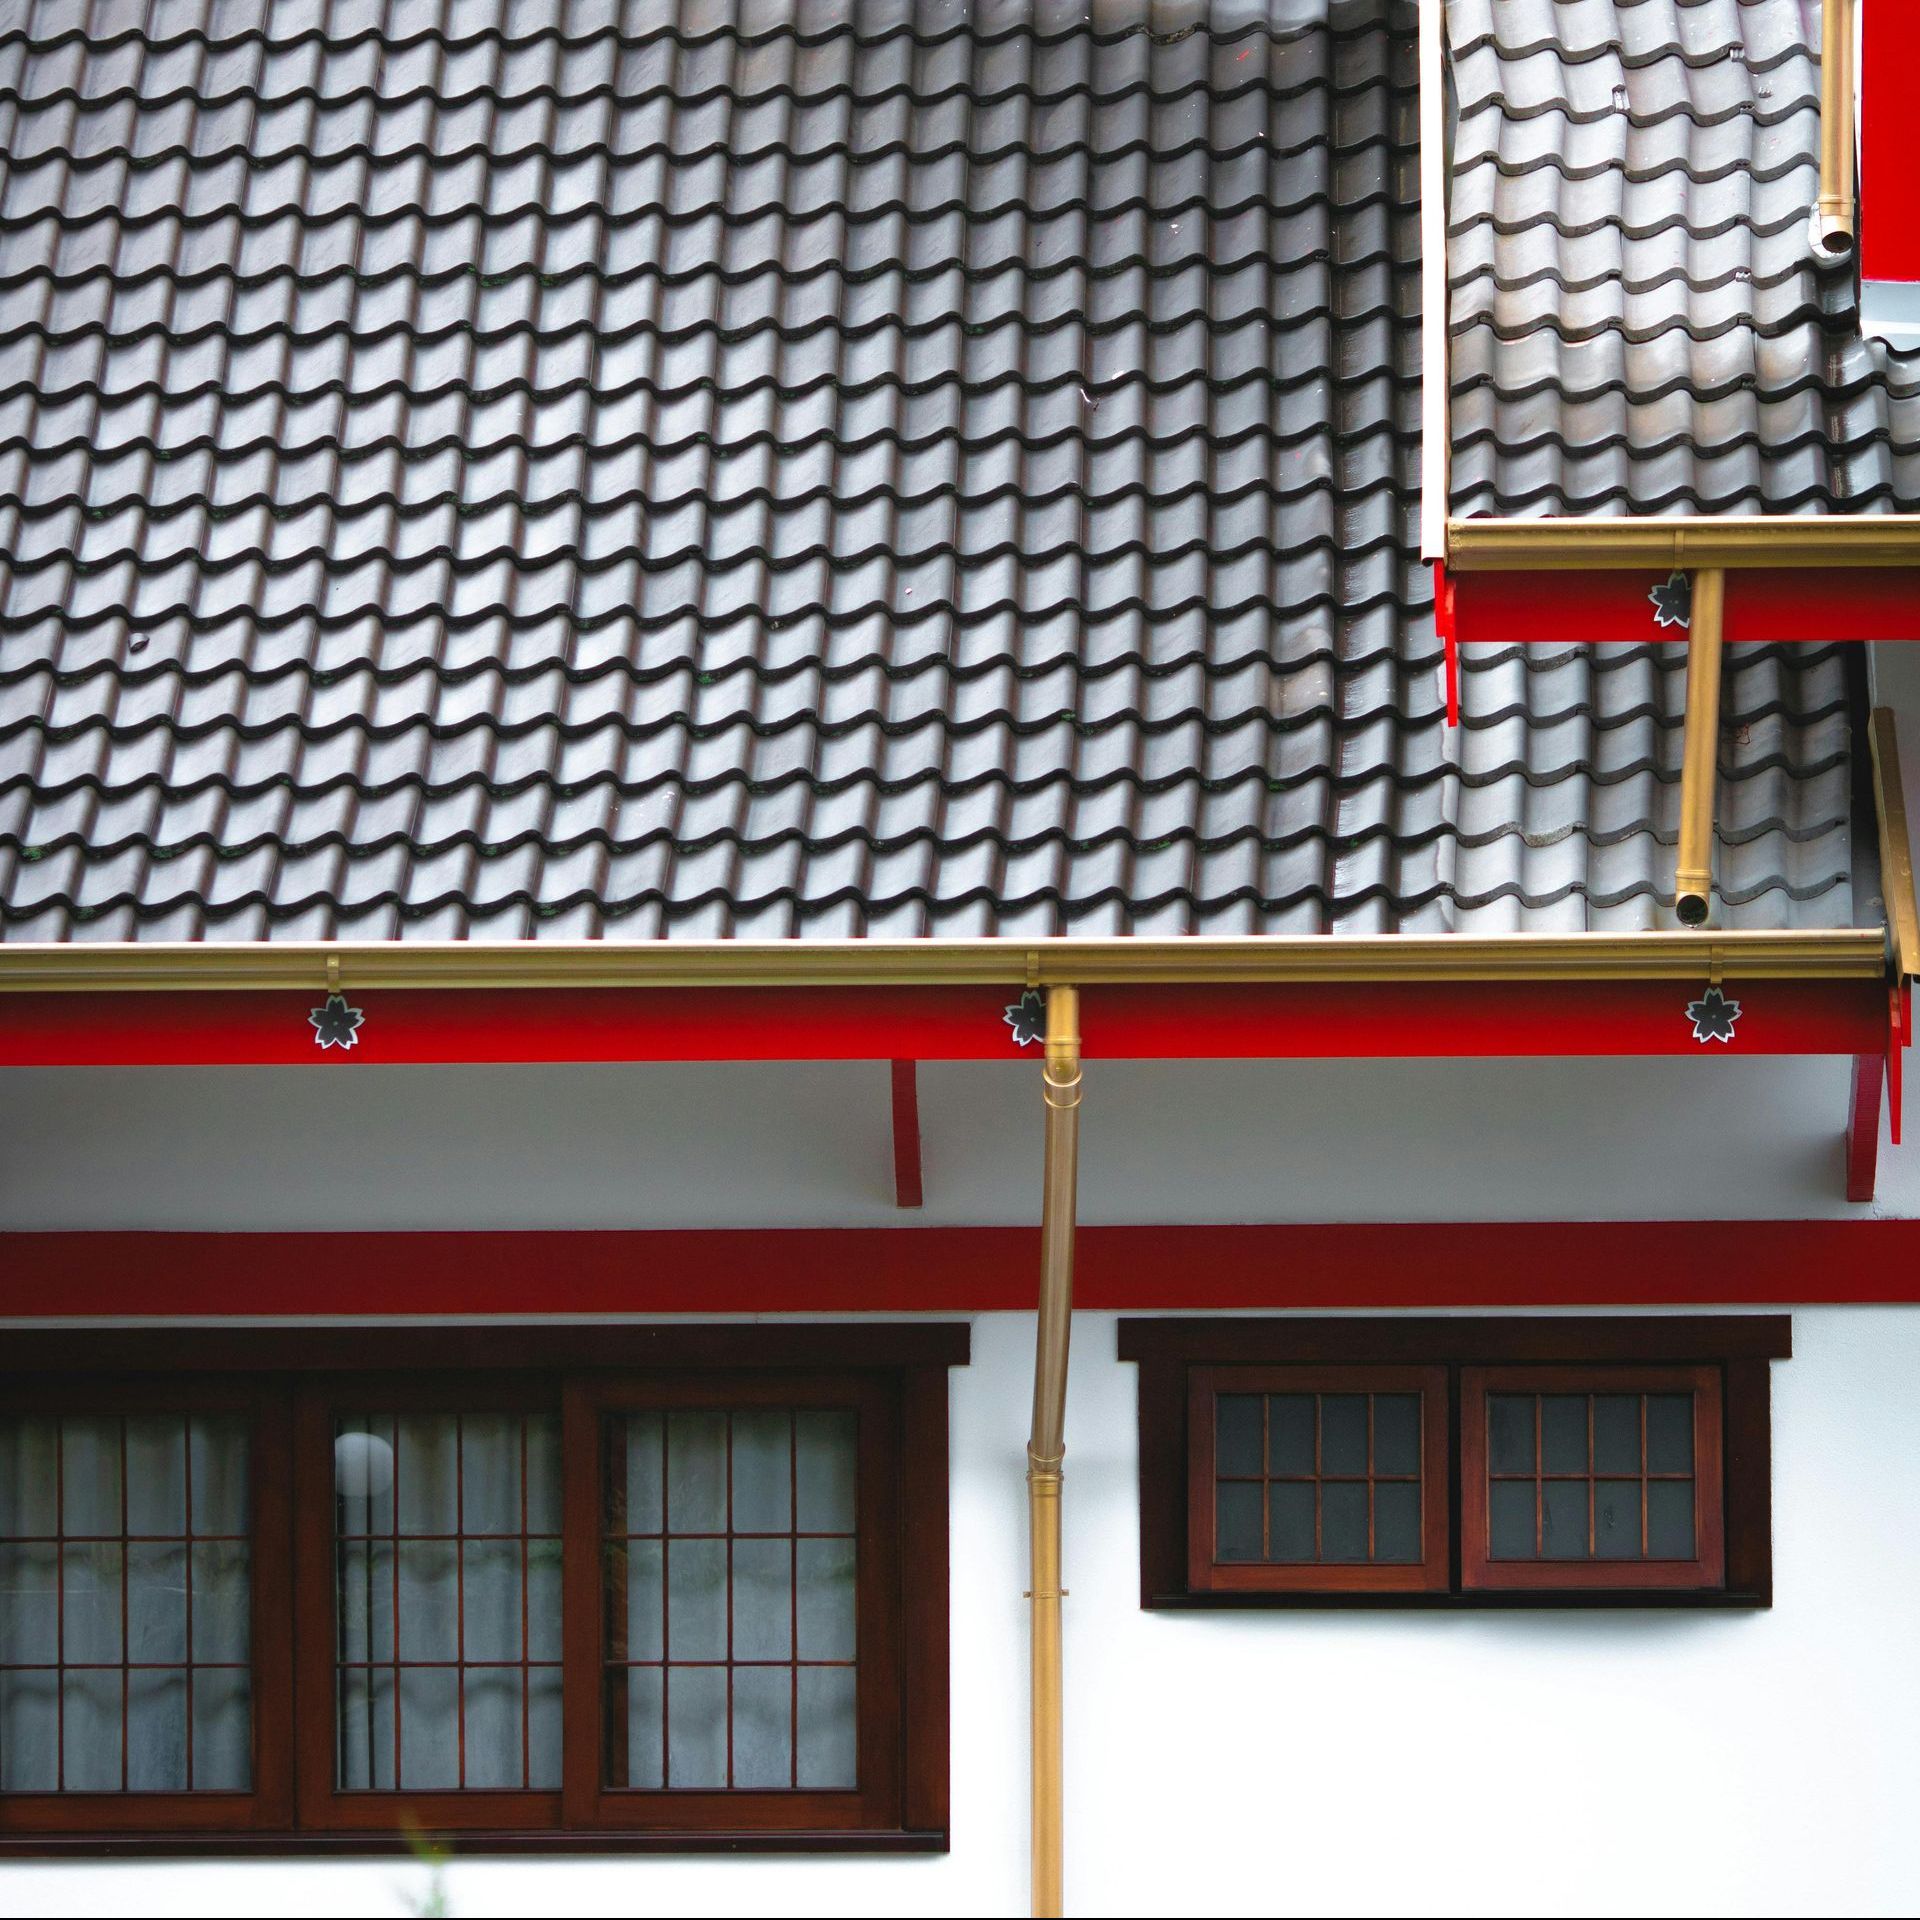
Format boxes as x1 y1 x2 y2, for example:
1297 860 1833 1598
0 1413 250 1792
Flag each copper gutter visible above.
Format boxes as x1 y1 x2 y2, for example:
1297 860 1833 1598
1028 984 1080 1919
1815 0 1857 256
1417 0 1449 564
1871 709 1919 981
1446 514 1920 571
1673 568 1727 925
0 931 1885 990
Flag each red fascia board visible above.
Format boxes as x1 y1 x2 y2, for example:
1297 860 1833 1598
7 1221 1920 1316
1863 4 1920 283
0 978 1885 1066
1445 567 1919 648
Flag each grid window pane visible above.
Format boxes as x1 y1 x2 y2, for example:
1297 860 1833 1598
1485 1391 1701 1566
333 1411 561 1792
1211 1389 1427 1569
601 1406 860 1792
0 1412 252 1794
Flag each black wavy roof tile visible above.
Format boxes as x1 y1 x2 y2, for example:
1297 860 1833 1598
0 0 1873 941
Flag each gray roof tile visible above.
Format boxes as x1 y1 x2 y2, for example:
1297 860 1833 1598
0 0 1878 941
1448 0 1920 515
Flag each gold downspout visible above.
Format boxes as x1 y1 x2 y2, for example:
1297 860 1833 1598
1029 983 1080 1919
1816 0 1857 255
1675 568 1727 927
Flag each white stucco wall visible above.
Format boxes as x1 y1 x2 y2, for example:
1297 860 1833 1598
0 1305 1915 1919
2 1047 1918 1233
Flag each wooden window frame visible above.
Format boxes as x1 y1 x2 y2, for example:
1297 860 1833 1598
1121 1316 1787 1611
1459 1366 1725 1593
0 1376 295 1839
1187 1367 1449 1595
0 1325 964 1856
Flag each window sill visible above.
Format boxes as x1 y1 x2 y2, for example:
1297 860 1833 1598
0 1827 951 1858
1146 1589 1769 1612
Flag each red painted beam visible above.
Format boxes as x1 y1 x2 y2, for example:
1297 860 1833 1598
890 1059 924 1210
8 1221 1920 1317
0 979 1885 1067
1446 567 1919 648
1847 1052 1883 1202
1863 2 1920 283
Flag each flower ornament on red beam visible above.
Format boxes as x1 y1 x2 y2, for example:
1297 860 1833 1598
1004 990 1046 1047
309 992 366 1051
1649 571 1693 630
1686 985 1741 1044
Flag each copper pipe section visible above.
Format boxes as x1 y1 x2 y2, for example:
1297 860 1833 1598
1816 0 1856 255
1675 568 1727 927
1029 982 1080 1919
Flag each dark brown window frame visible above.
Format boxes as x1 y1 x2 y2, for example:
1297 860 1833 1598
1459 1365 1726 1592
1121 1316 1787 1611
0 1324 966 1856
1187 1366 1450 1595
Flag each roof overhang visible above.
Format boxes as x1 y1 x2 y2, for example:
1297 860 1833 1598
0 930 1887 993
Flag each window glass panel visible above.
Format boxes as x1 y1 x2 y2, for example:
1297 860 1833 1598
1215 1396 1263 1478
795 1412 857 1534
1647 1480 1696 1559
1373 1481 1421 1563
1216 1482 1263 1561
334 1410 560 1793
1489 1479 1536 1559
666 1666 727 1790
602 1404 861 1793
126 1668 188 1792
796 1665 857 1790
0 1412 252 1794
1372 1396 1421 1477
1266 1482 1315 1562
1646 1394 1694 1475
732 1666 794 1790
0 1419 57 1537
1593 1396 1641 1475
1319 1482 1368 1562
1488 1394 1534 1474
1319 1396 1368 1475
1541 1479 1590 1558
1540 1396 1588 1475
61 1418 121 1536
731 1412 793 1534
665 1412 727 1534
1594 1481 1642 1559
1267 1395 1316 1475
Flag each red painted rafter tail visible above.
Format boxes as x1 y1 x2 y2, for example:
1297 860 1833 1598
1434 560 1459 727
890 1059 924 1210
1890 984 1906 1150
1847 1052 1883 1202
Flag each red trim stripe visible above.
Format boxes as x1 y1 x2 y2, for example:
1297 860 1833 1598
5 1221 1920 1317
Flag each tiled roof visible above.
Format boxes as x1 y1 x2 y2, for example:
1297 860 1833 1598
1448 0 1920 516
0 0 1877 943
